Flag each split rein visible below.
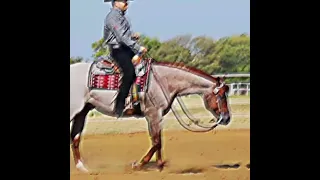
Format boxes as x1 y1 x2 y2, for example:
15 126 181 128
145 55 219 132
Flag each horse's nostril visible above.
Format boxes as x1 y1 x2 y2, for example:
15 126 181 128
222 116 230 125
225 117 231 124
226 118 230 124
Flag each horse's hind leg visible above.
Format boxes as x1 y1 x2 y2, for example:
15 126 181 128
71 103 94 172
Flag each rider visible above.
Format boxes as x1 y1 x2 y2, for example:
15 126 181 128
103 0 147 118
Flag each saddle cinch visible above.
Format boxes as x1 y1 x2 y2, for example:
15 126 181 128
88 55 153 116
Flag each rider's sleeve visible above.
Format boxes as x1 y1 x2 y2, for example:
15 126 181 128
107 14 141 54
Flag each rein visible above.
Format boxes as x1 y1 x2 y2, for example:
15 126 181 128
176 96 220 129
147 57 219 132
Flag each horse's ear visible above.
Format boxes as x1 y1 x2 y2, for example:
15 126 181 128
216 77 220 85
221 76 226 83
225 84 230 92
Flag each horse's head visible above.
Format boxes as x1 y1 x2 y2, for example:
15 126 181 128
203 77 231 125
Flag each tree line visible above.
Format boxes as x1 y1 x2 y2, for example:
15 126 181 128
71 33 250 82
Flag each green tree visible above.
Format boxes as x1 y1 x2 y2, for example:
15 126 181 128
188 36 217 70
91 38 110 60
154 35 193 64
70 56 84 64
211 34 250 73
137 35 162 59
90 33 250 76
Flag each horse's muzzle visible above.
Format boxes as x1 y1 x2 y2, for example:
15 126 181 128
216 113 231 125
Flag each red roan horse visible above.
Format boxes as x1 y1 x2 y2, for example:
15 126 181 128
70 57 231 172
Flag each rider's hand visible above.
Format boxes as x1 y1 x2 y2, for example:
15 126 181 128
131 32 140 40
133 46 147 64
139 46 147 54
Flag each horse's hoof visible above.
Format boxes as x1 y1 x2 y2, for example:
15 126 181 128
157 161 167 171
131 161 142 171
76 161 89 173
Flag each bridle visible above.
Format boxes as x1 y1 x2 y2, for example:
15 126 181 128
213 83 226 112
212 82 229 124
142 54 229 132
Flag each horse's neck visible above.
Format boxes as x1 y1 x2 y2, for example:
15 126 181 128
152 65 215 96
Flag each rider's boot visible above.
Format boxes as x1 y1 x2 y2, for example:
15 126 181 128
115 104 124 119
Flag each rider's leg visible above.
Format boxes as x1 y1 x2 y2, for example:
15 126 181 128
111 46 136 117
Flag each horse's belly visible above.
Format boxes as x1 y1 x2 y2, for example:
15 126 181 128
87 89 117 115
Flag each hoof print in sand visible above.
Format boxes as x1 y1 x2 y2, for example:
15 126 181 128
213 163 241 169
172 168 204 175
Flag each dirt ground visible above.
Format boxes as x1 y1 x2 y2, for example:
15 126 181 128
70 129 250 180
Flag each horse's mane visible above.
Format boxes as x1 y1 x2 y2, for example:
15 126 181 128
153 61 219 82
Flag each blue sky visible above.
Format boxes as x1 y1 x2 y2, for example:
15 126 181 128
70 0 250 59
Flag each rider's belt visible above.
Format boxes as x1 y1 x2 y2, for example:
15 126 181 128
108 44 121 49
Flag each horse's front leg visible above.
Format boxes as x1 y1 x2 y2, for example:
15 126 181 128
132 108 164 170
155 130 166 171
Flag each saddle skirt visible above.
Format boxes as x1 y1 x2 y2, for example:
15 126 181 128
88 56 152 92
87 56 153 116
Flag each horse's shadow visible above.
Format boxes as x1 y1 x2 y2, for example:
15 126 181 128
128 160 169 172
143 161 158 170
